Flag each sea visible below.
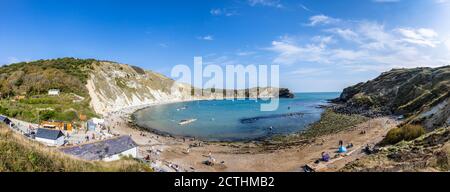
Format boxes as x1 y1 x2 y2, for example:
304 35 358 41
133 92 341 141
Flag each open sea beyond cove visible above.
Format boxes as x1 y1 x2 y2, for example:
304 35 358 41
133 92 341 141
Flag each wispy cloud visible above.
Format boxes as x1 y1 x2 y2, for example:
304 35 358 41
268 17 449 72
325 28 360 42
299 4 312 12
307 15 341 26
198 35 214 41
290 67 332 77
247 0 283 8
436 0 449 4
395 28 440 47
268 35 333 65
7 57 19 64
210 8 238 16
236 51 256 56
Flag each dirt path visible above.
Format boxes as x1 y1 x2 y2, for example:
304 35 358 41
107 110 398 172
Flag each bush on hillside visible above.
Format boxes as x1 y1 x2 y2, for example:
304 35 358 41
381 124 426 145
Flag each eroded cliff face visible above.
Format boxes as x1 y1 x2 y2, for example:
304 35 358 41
86 62 192 115
86 61 285 115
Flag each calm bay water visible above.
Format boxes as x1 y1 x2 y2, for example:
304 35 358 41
133 92 340 141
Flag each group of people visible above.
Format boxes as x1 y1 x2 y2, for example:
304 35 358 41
320 140 355 162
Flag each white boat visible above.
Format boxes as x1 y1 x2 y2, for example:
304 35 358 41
178 119 197 125
176 106 188 111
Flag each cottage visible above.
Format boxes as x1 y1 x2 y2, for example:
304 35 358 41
48 89 60 96
35 128 65 146
60 136 138 162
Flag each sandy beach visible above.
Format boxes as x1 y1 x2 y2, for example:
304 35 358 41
105 101 399 172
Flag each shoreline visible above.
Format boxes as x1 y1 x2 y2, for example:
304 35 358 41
124 97 336 143
105 99 399 172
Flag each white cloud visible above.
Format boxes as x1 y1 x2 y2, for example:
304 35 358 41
198 35 214 41
268 19 449 72
236 51 256 56
299 4 312 12
395 28 440 47
203 55 241 66
307 15 340 26
210 8 237 16
436 0 449 4
445 37 450 50
326 28 360 42
248 0 283 8
290 67 331 76
268 37 331 65
7 57 19 64
210 9 222 16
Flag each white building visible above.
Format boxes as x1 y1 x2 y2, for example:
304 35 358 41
48 89 60 96
104 146 138 162
60 136 138 161
35 128 65 146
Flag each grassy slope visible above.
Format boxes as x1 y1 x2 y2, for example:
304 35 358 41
0 58 98 123
0 93 97 123
0 125 151 172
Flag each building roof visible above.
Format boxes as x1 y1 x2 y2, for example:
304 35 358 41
0 115 10 122
60 136 137 161
35 128 65 140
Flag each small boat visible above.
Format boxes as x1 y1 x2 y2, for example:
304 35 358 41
176 106 188 111
178 119 197 125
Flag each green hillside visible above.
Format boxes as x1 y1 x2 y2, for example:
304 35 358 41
0 58 95 97
0 58 99 123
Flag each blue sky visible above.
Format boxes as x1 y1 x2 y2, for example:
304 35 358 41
1 0 449 92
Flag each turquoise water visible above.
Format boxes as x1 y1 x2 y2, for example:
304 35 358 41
133 92 340 141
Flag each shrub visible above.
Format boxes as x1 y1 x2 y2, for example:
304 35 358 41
39 110 56 120
382 124 426 145
352 93 374 106
55 111 78 121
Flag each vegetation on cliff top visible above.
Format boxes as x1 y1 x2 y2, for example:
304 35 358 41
0 58 96 97
0 125 151 172
0 58 101 123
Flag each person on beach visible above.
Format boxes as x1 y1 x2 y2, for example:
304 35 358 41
321 152 330 162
